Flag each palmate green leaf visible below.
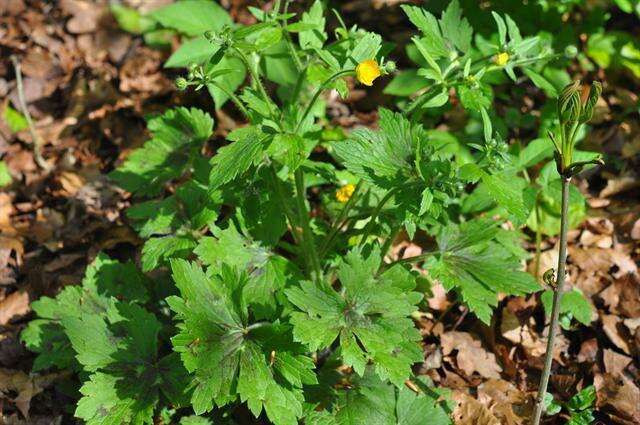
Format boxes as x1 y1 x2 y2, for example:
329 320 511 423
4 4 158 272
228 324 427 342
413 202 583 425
317 371 450 425
67 303 188 425
334 108 426 188
110 107 213 197
195 223 301 319
209 126 270 192
168 260 315 425
150 0 232 37
430 219 540 324
206 53 247 109
400 5 447 58
481 171 530 225
298 0 327 50
286 246 423 387
439 0 472 53
21 254 149 371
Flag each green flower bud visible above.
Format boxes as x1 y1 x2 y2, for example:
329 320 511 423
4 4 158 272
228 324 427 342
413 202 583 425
564 45 578 58
175 77 188 91
382 60 396 74
557 81 582 125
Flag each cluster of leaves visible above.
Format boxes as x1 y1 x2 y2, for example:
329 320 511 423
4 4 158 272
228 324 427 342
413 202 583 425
22 0 608 423
545 385 596 424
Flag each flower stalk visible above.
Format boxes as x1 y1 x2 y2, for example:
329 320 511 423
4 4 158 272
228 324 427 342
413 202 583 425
531 81 603 424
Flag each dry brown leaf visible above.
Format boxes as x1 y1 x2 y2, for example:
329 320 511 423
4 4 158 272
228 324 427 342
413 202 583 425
599 175 640 198
601 314 632 355
452 391 501 425
441 332 502 379
603 349 631 375
0 290 30 325
477 379 533 425
595 373 640 424
0 369 61 418
501 309 568 361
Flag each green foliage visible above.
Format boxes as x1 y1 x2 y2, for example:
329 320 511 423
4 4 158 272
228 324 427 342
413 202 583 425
541 288 592 329
24 0 615 423
3 104 28 133
110 107 214 197
0 160 11 187
545 386 596 423
429 219 540 324
287 246 423 387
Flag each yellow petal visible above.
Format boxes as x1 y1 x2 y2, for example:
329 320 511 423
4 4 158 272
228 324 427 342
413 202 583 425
495 52 509 67
335 184 355 203
356 60 381 86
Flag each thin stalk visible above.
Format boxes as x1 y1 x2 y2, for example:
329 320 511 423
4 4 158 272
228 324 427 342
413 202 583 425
267 166 306 262
358 187 399 247
207 80 250 118
231 46 277 119
319 180 363 257
379 224 402 261
532 176 571 425
11 55 50 171
280 0 303 71
294 69 354 134
295 168 322 281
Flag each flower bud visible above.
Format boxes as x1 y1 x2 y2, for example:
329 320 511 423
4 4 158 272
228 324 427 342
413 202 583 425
557 81 582 125
382 60 396 74
175 77 188 91
564 45 578 58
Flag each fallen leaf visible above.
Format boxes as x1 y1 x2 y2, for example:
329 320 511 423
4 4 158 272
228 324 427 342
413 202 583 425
603 349 631 375
0 290 30 325
601 314 632 355
477 379 532 425
452 391 500 425
0 369 62 418
595 373 640 424
441 332 502 379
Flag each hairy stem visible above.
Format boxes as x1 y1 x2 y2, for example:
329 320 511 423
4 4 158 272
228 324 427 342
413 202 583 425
319 180 363 258
295 168 322 282
11 55 50 171
358 187 399 247
231 46 277 119
532 176 571 425
295 69 354 134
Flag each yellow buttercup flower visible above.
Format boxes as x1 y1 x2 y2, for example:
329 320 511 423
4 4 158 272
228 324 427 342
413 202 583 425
335 184 355 203
495 52 510 67
356 60 381 86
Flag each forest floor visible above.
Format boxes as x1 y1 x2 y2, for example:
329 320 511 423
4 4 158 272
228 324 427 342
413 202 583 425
0 1 639 424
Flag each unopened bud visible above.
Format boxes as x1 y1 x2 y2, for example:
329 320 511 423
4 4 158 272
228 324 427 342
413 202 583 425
564 45 578 58
175 77 188 90
382 60 396 74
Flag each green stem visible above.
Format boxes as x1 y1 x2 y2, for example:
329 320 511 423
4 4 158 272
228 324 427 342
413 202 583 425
319 180 363 258
295 168 322 281
267 166 307 266
295 69 354 134
231 46 277 119
379 224 402 261
532 176 571 425
207 80 250 118
358 187 399 247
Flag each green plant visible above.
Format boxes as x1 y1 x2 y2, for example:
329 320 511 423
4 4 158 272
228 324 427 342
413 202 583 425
544 385 596 424
28 1 618 424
